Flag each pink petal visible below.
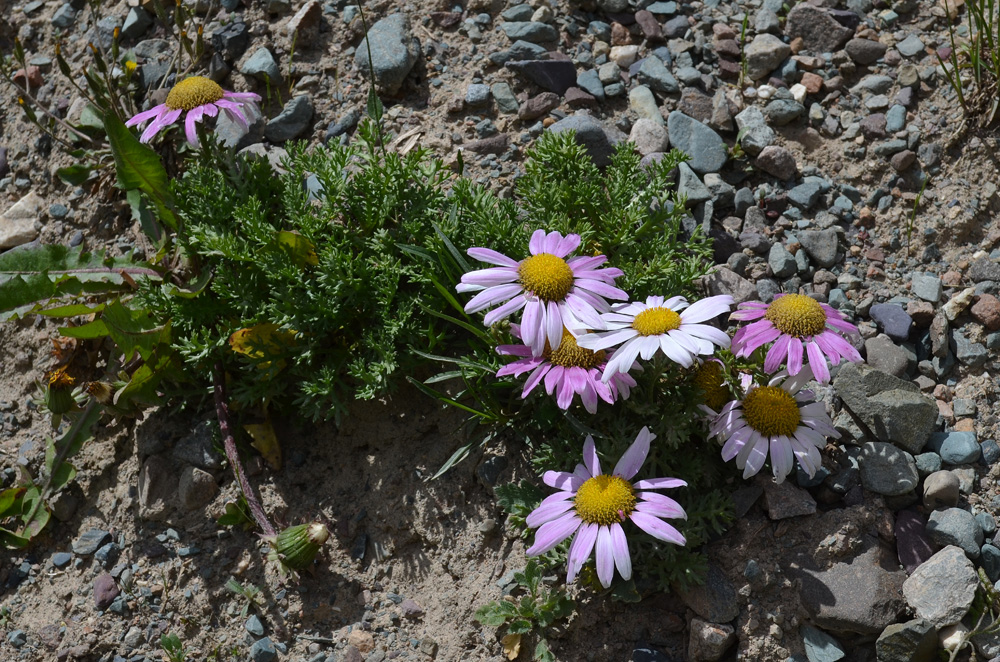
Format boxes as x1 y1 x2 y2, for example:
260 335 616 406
525 498 576 528
553 233 581 257
528 229 546 254
521 364 552 398
681 295 733 323
805 341 830 384
467 247 519 267
787 337 804 375
610 523 632 581
483 294 527 327
630 511 686 546
636 492 685 519
566 523 598 583
764 334 792 372
542 470 583 491
582 436 601 477
463 283 523 314
126 104 166 127
526 513 582 556
613 427 652 479
632 476 686 490
595 525 615 588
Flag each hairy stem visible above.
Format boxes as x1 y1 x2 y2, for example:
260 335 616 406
213 361 276 537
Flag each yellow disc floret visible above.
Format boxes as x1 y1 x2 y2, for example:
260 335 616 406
518 253 574 301
165 76 225 111
764 294 827 338
575 475 637 526
547 330 606 369
47 365 76 390
742 386 800 437
692 361 729 412
632 306 682 336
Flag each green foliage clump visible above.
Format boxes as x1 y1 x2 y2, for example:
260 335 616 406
475 560 574 662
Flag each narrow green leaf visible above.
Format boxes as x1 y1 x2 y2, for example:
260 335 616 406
423 370 464 385
37 303 106 317
0 488 21 517
59 319 110 339
104 112 178 230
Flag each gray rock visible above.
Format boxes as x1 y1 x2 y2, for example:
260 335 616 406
859 441 918 496
982 544 1000 583
864 334 908 378
926 508 983 559
869 303 912 342
121 7 153 40
755 145 797 179
680 564 739 623
763 480 816 519
755 8 781 34
491 83 519 114
896 508 936 573
324 108 360 142
853 74 894 95
797 229 839 268
885 104 907 133
701 266 757 304
172 420 222 470
667 112 727 174
212 21 250 60
139 454 178 521
845 38 887 65
250 637 278 662
677 163 712 206
465 83 491 108
501 5 534 21
7 630 27 648
52 3 77 28
875 619 937 662
910 273 942 303
954 333 988 368
246 614 265 636
355 14 420 95
897 34 925 57
548 115 615 168
769 242 797 278
688 619 736 661
629 118 669 156
241 47 281 86
576 69 606 100
927 431 980 465
507 39 547 61
500 21 557 43
745 34 791 81
178 466 219 510
764 99 805 126
785 4 852 53
52 551 72 568
902 545 978 627
802 624 845 662
73 529 112 555
704 174 734 207
968 258 1000 282
735 106 775 156
788 181 823 209
506 59 577 94
922 470 960 509
798 544 906 635
833 363 937 453
638 55 679 94
263 94 313 143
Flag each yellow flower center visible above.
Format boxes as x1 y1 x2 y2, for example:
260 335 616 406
632 306 681 336
165 76 225 111
693 361 729 412
742 386 801 438
518 253 574 302
574 475 636 526
48 366 76 390
546 330 606 369
764 294 827 338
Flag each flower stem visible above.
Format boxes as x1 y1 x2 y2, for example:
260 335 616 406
213 361 276 537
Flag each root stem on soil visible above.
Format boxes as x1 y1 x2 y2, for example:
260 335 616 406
213 361 276 538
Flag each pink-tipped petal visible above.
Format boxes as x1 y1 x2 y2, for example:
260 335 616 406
542 470 584 491
805 341 831 384
566 522 598 583
631 512 686 545
610 523 632 581
467 247 519 267
787 337 804 375
528 229 546 254
583 436 601 477
613 426 652 479
526 513 582 556
126 104 166 127
525 498 576 528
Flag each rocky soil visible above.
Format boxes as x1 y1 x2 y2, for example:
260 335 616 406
2 0 1000 660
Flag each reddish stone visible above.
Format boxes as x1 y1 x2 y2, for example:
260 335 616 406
800 71 824 94
635 10 663 41
712 23 737 40
942 270 963 287
611 22 632 46
430 12 462 27
564 86 597 107
718 58 742 79
518 92 560 120
907 300 935 327
971 293 1000 330
13 65 43 88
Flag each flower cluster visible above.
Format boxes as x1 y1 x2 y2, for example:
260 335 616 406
457 229 864 589
458 230 734 414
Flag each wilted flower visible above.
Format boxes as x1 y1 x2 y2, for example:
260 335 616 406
458 230 627 356
125 76 261 146
496 325 637 414
710 367 839 482
577 294 733 380
525 429 687 589
729 294 861 383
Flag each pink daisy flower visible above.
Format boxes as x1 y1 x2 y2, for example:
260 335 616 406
729 293 861 384
576 294 734 380
496 325 638 414
126 76 261 147
457 229 627 356
525 428 687 589
710 367 839 483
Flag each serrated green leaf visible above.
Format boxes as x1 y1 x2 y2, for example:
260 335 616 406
101 300 170 362
534 639 554 662
474 603 512 627
508 619 533 635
